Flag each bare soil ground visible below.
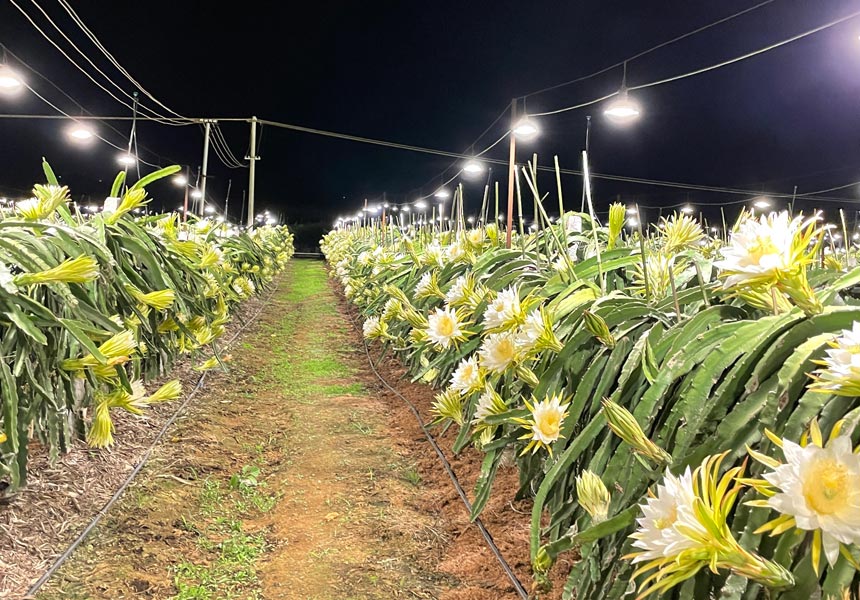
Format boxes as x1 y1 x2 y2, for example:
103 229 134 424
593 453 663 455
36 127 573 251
4 260 569 600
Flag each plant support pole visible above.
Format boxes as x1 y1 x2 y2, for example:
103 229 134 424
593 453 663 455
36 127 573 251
505 99 517 249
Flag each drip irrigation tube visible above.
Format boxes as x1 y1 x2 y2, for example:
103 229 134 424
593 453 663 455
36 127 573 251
25 280 282 598
344 307 531 600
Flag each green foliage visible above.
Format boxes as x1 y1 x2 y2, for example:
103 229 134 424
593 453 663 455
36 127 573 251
324 215 860 599
0 164 294 490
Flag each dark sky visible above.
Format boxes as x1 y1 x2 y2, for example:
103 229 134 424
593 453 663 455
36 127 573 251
1 0 860 227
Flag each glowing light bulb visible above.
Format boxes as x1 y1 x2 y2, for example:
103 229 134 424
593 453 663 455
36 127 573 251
116 153 136 166
190 189 202 199
603 89 641 124
0 65 24 94
434 188 450 199
67 123 95 142
173 175 188 186
512 118 539 139
463 159 484 175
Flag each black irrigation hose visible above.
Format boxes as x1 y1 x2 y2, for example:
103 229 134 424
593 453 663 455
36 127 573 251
25 280 281 598
345 307 531 600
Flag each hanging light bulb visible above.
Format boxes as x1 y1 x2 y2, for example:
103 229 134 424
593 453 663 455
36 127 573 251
0 64 24 94
415 200 428 210
752 197 771 210
190 189 203 199
116 153 136 166
172 175 188 186
512 117 539 139
434 188 450 199
463 159 484 175
67 122 95 142
604 61 641 124
680 204 694 214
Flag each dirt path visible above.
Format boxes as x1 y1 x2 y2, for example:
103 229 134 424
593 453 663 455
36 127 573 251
36 260 459 599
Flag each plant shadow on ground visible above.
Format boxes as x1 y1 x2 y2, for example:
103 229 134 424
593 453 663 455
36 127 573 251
36 261 454 600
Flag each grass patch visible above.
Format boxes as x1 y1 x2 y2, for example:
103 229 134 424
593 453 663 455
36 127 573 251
172 463 279 599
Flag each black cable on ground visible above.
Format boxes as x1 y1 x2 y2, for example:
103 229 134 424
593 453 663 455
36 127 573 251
343 305 530 600
25 279 282 598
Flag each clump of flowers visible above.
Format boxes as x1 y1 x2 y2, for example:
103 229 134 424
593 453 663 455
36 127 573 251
516 308 564 354
449 356 484 396
471 385 508 433
808 321 860 396
715 210 822 314
744 419 860 573
478 331 519 374
415 270 445 299
628 453 794 598
431 388 464 425
483 286 524 331
362 315 389 340
659 212 704 254
424 307 468 350
514 394 570 457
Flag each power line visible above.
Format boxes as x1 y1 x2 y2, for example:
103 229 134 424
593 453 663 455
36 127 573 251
527 8 860 117
209 123 247 169
2 108 856 209
522 0 778 99
55 0 190 121
8 0 188 125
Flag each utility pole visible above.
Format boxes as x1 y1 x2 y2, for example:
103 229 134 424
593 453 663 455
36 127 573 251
505 98 517 249
246 116 259 228
124 91 139 184
240 190 246 227
200 120 213 216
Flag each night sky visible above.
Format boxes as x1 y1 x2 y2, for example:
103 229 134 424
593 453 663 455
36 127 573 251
1 0 860 233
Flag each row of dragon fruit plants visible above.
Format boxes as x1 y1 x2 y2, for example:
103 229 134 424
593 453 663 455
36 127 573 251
0 161 293 492
323 204 859 599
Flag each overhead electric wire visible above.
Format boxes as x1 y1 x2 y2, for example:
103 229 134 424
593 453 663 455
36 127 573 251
8 0 189 125
522 0 778 99
207 124 245 169
253 118 860 205
528 8 860 117
210 123 247 168
55 0 190 121
400 103 512 200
